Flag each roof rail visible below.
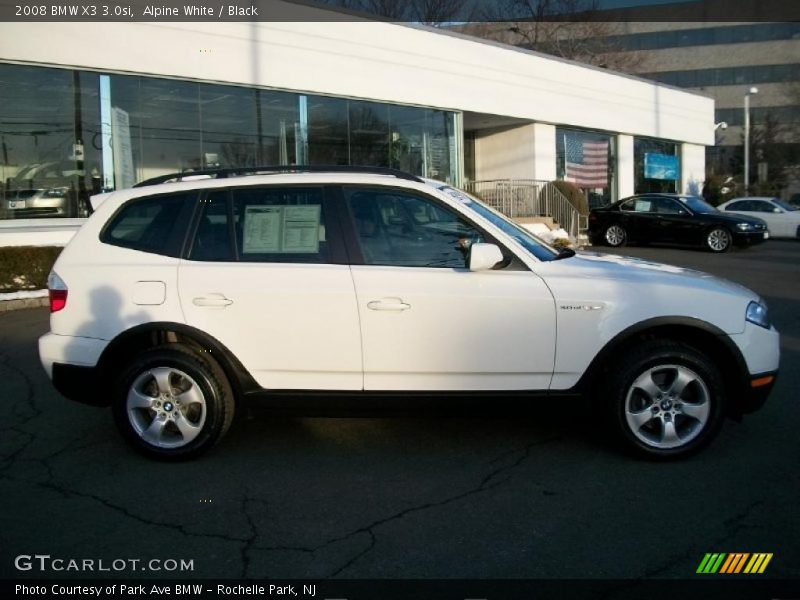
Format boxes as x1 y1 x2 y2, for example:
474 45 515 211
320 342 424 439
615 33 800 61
133 165 424 187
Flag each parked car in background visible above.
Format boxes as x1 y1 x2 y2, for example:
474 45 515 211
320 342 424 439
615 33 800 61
718 197 800 239
3 161 92 218
38 167 779 461
589 193 769 253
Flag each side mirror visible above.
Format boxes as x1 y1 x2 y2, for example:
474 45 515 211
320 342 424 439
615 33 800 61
773 208 782 213
469 243 504 272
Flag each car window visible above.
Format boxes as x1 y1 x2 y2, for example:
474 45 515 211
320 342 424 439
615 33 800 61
344 187 484 268
753 200 776 213
726 200 750 211
102 192 193 257
653 197 684 214
189 191 233 261
231 187 330 264
632 198 654 213
773 199 797 211
438 186 557 262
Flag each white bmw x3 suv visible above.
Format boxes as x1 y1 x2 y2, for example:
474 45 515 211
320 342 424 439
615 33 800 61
38 167 780 460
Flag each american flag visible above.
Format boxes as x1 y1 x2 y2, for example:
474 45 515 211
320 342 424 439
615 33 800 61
565 138 609 188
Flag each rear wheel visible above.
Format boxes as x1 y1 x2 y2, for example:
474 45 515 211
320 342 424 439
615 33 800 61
606 340 726 459
705 227 732 253
112 345 235 460
604 224 627 247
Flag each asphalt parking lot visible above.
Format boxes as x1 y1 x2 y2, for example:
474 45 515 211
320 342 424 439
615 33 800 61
1 240 798 590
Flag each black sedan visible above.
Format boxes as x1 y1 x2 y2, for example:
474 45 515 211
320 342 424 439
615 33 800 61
588 194 769 253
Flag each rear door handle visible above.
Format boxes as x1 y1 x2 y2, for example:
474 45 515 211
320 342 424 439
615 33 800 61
367 297 411 311
193 294 233 308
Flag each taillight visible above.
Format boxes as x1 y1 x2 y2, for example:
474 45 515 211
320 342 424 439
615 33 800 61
48 271 68 313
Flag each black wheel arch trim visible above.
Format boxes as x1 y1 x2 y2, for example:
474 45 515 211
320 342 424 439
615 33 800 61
573 316 753 415
95 322 259 401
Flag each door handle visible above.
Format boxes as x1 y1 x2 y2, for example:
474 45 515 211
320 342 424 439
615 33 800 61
192 294 233 308
367 298 411 311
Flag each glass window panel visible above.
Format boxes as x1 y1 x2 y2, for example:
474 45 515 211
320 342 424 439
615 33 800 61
190 190 233 261
345 187 482 268
101 192 191 255
257 90 299 166
307 95 349 166
349 100 390 167
0 64 103 220
199 84 258 169
634 137 678 194
232 186 330 263
556 127 615 207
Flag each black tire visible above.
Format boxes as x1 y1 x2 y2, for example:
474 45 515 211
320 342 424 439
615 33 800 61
112 345 235 460
705 227 732 253
605 340 726 459
604 223 627 247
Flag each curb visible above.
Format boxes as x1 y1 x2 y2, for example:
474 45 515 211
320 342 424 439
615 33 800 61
0 297 49 312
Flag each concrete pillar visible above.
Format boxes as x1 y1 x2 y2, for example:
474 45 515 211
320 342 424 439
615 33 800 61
472 122 557 182
617 134 635 199
531 123 556 182
681 143 706 196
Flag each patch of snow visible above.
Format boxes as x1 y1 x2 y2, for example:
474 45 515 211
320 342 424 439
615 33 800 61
0 289 48 301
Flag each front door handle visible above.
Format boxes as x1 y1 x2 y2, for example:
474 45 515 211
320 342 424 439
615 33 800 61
367 297 411 312
193 293 233 308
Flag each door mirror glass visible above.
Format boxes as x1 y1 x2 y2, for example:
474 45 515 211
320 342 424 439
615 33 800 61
773 207 782 213
469 243 504 271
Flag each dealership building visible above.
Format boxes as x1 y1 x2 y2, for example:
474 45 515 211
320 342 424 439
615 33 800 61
0 1 714 244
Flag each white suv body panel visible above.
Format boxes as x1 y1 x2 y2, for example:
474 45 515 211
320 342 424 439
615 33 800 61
178 260 363 390
350 265 555 391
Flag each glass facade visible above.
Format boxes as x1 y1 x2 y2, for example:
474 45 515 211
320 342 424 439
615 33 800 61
556 127 616 209
634 137 679 194
0 62 459 221
645 64 800 88
604 23 800 52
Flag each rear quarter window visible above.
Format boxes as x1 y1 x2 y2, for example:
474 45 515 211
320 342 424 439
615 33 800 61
101 192 195 257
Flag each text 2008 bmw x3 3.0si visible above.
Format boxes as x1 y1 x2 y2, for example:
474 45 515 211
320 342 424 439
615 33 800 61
38 167 780 460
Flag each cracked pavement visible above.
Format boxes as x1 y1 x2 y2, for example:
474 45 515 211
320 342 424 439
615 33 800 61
1 241 799 583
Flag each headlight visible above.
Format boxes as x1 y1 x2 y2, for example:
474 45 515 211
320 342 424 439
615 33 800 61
736 222 754 231
44 186 69 198
746 301 769 329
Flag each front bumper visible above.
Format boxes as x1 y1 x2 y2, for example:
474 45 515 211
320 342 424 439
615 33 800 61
732 230 769 246
740 371 778 414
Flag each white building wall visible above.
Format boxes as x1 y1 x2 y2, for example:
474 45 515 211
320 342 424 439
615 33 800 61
681 144 707 195
532 124 557 182
617 135 636 199
474 125 536 181
0 1 714 146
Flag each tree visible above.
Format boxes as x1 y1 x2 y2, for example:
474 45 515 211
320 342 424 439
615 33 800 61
319 0 472 26
467 0 643 71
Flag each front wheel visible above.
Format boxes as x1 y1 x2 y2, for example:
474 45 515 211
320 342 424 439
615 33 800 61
606 340 726 459
112 345 235 460
604 224 627 247
705 227 732 253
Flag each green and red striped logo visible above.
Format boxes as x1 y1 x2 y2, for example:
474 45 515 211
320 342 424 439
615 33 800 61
696 553 773 574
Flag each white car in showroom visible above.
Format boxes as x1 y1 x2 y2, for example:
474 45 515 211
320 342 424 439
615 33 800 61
39 167 780 460
718 196 800 239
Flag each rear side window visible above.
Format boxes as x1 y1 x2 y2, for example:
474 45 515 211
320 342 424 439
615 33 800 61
232 187 330 263
102 192 193 257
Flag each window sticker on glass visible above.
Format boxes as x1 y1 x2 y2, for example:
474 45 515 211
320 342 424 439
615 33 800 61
242 204 321 254
243 206 282 253
282 205 321 253
634 199 653 212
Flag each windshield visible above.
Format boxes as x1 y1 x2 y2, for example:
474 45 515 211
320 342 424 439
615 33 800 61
773 198 798 211
678 196 718 214
436 185 558 261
